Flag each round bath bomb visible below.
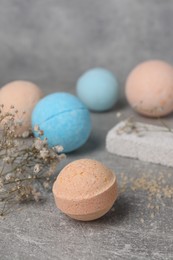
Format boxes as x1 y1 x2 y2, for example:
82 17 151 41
76 68 119 111
125 60 173 117
0 80 42 135
53 159 118 221
32 93 91 153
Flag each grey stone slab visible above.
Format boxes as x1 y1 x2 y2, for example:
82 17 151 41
106 120 173 167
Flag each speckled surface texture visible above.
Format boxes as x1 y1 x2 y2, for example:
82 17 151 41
0 1 173 259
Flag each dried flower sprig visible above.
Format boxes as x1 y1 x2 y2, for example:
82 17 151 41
116 116 173 137
116 117 148 136
0 105 65 216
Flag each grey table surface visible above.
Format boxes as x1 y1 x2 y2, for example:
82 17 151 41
0 1 173 259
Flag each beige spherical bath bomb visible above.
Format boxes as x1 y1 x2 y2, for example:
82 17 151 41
125 60 173 117
53 159 118 221
0 81 43 135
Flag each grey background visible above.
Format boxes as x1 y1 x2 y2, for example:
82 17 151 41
1 0 173 94
0 1 173 259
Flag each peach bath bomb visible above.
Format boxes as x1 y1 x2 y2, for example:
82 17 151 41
125 60 173 117
76 68 119 112
0 80 42 135
32 93 92 153
53 159 118 221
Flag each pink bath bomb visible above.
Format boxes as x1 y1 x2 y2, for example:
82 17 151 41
0 81 43 135
125 60 173 117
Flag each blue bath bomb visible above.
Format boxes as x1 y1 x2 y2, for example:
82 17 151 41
76 68 119 112
32 93 92 152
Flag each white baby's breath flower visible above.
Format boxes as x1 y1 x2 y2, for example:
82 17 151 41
5 140 12 147
38 130 44 136
22 131 30 138
58 154 66 160
48 150 57 159
43 182 50 189
3 156 11 163
16 168 22 174
5 173 13 181
47 161 58 176
53 145 64 153
42 138 48 145
34 192 41 202
0 105 66 216
40 148 49 159
34 125 39 132
34 139 44 150
33 164 41 173
15 119 23 126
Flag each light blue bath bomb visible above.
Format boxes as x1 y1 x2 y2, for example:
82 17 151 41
32 93 92 153
76 68 119 112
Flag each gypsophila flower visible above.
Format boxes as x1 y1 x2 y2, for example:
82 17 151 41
58 153 66 161
43 181 50 189
40 147 49 159
22 131 30 138
5 173 14 181
38 130 44 136
47 162 58 176
33 164 41 173
42 138 48 145
33 191 41 202
34 125 39 132
15 168 22 174
15 119 23 126
34 139 44 150
0 104 65 216
53 145 64 153
3 157 11 163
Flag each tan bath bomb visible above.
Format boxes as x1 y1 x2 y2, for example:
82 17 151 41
0 81 43 135
53 159 118 221
125 60 173 117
